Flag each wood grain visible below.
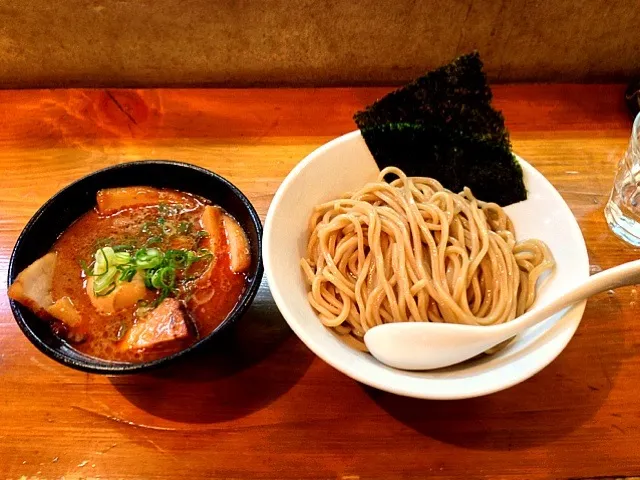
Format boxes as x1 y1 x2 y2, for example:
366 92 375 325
0 85 638 480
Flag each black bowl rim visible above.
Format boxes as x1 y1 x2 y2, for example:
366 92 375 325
7 160 264 374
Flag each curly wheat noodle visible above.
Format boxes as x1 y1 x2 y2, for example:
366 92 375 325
300 166 555 354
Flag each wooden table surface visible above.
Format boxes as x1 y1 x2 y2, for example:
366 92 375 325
0 85 638 480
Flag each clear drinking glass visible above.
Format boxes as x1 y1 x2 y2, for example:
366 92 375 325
605 112 640 246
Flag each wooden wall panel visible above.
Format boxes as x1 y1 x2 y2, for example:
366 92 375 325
0 0 638 87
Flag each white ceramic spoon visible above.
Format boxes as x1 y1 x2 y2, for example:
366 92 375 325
364 259 640 371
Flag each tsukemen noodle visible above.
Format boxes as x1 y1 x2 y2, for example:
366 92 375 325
301 167 554 351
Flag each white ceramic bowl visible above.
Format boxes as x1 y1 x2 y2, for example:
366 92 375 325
264 131 589 399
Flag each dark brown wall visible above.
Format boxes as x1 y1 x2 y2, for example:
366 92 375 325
1 0 638 88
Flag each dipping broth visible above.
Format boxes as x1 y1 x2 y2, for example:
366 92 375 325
8 186 252 363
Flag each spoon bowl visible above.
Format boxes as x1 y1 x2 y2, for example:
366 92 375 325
364 259 640 371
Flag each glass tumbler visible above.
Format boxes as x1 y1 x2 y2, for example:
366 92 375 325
605 112 640 246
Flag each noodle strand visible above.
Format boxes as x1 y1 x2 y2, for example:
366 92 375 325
300 167 555 352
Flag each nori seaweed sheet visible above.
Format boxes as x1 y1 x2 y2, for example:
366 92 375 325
353 52 526 206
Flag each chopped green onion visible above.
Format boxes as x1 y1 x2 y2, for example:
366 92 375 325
93 247 112 275
186 250 198 267
94 247 131 275
158 203 183 217
165 249 189 268
98 283 117 297
79 259 98 277
150 269 163 289
142 216 180 237
94 267 119 296
115 322 129 341
141 221 162 235
135 248 163 269
83 237 214 304
195 230 209 240
143 271 154 288
151 267 175 289
119 266 137 282
183 249 214 281
178 221 193 234
114 251 132 265
197 248 213 260
162 223 175 235
113 244 135 253
146 236 162 246
155 289 170 306
162 268 176 288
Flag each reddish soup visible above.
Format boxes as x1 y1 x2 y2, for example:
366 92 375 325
8 186 251 362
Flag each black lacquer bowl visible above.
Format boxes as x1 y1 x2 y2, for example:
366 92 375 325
7 160 264 374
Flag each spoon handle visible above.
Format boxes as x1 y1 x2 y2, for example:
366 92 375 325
498 259 640 338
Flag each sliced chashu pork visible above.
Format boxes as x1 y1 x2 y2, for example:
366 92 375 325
8 252 83 330
222 214 251 273
200 205 250 274
96 186 198 215
8 252 57 316
200 205 224 260
121 298 191 351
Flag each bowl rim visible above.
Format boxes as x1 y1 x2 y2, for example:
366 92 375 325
263 130 589 399
7 159 264 374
